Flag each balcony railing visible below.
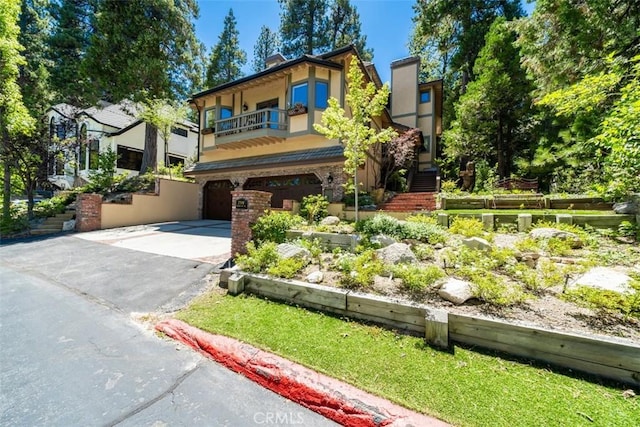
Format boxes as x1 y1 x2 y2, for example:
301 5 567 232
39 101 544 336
214 108 288 138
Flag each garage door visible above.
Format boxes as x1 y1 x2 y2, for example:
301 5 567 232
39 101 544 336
244 174 322 208
203 180 233 220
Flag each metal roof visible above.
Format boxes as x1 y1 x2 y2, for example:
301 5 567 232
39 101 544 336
187 145 345 174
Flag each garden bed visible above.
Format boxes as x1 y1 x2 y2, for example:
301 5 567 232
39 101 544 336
230 211 640 384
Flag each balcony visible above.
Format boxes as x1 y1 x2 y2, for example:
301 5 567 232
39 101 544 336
213 108 289 149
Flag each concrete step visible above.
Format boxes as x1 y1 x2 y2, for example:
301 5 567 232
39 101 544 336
30 229 60 236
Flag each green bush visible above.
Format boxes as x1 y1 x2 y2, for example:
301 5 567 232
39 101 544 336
114 173 156 193
235 241 279 273
334 249 383 289
411 243 435 261
356 213 403 237
400 221 448 244
267 257 307 279
440 180 459 194
251 211 305 244
300 194 329 224
563 281 640 320
449 217 492 241
392 264 445 293
343 192 374 207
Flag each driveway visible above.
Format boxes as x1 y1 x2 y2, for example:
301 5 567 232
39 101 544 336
74 220 231 265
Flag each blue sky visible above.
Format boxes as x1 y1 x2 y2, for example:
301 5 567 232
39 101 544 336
195 0 535 83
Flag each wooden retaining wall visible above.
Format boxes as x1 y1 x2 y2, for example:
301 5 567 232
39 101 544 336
232 272 640 387
441 195 614 211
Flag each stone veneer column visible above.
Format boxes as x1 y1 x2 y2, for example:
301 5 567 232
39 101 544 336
231 190 272 256
75 193 102 232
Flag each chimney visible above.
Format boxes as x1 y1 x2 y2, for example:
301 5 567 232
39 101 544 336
265 53 287 69
390 56 420 128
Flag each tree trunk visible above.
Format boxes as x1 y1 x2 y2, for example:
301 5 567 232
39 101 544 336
496 117 506 178
1 116 10 222
140 123 157 174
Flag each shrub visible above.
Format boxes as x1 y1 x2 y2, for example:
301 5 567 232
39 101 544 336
343 192 374 207
405 213 438 225
334 249 383 289
449 217 492 241
411 243 435 261
563 282 640 320
235 241 279 273
300 194 329 224
400 221 448 244
356 213 402 237
469 272 526 307
114 173 156 193
251 211 305 244
33 193 74 218
440 180 458 194
267 257 307 279
392 264 445 294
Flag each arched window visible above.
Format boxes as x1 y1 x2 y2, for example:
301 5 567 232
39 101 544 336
49 118 56 140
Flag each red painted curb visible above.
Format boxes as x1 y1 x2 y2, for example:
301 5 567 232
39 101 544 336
156 319 449 427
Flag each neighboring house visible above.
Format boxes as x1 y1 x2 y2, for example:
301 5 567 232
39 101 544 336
46 100 198 189
186 45 442 220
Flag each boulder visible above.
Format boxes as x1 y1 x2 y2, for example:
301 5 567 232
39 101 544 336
276 243 311 261
438 278 474 304
462 237 492 251
306 271 324 284
62 219 76 231
570 267 635 294
530 227 583 248
371 234 396 247
613 201 639 214
376 243 417 265
320 215 341 226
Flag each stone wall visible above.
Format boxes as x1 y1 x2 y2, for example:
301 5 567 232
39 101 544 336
231 190 272 256
75 193 102 232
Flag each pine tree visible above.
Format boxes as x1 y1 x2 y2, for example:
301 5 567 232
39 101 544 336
48 0 96 105
252 26 280 72
278 0 329 58
327 0 372 60
443 18 532 180
205 9 247 87
83 0 203 173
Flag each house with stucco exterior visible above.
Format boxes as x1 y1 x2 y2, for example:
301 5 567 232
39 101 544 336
186 45 442 220
46 100 198 189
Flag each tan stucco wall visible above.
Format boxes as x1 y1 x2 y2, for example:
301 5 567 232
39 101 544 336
101 179 199 229
391 61 418 123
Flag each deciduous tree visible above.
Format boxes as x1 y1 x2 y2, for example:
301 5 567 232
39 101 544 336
314 57 396 220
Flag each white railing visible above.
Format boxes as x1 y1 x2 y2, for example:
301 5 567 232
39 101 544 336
214 109 288 137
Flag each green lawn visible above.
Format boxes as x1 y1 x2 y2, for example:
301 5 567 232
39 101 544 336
176 290 638 427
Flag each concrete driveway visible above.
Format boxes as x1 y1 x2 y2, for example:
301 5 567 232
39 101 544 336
74 220 231 265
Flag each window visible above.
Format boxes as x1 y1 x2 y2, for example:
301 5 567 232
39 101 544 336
171 127 188 137
315 81 328 109
291 82 308 107
422 135 431 153
420 90 431 103
88 140 99 170
49 118 55 139
117 145 143 171
220 107 233 119
168 155 185 166
204 108 216 129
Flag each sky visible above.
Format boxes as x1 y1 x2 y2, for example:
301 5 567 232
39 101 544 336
195 0 535 84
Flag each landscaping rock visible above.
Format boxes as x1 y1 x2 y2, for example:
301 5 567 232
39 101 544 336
530 227 583 248
570 267 635 294
276 243 311 261
371 234 396 247
62 219 76 231
438 278 474 304
433 243 444 250
613 201 639 214
320 216 341 226
376 243 417 265
462 237 492 251
306 271 324 284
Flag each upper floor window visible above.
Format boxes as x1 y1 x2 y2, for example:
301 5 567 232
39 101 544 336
171 127 188 137
315 81 328 109
291 82 308 107
420 90 431 103
220 106 233 119
204 108 216 128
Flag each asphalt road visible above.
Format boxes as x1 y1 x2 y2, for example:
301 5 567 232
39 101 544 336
0 234 337 426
